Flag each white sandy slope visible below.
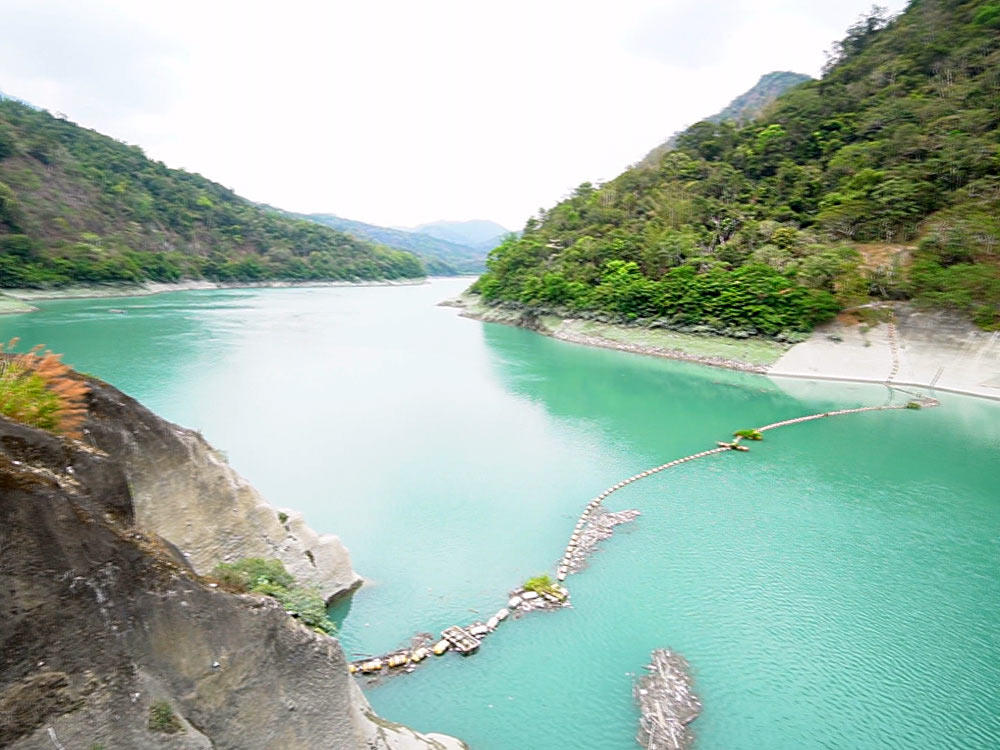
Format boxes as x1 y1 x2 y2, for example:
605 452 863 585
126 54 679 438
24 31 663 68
769 307 1000 401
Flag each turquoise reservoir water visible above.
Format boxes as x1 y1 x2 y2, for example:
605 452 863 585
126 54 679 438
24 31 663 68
2 278 998 749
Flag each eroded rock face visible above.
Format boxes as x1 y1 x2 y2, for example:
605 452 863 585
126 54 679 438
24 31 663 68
82 377 362 602
0 386 464 749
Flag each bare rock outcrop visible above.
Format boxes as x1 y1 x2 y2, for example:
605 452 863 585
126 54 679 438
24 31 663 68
82 377 362 602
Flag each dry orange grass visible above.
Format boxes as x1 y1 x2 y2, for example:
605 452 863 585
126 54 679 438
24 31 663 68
0 338 89 439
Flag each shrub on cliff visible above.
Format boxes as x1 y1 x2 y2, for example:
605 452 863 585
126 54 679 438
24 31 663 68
0 339 88 438
523 574 560 596
147 701 183 734
211 557 336 635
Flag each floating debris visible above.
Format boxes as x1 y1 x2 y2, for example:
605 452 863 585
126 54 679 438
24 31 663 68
386 652 409 668
634 649 701 750
563 510 640 575
359 658 383 674
441 625 482 655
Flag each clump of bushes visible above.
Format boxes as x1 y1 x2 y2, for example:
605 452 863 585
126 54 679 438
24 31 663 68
148 701 183 734
523 574 559 596
734 428 763 440
211 558 335 635
0 339 88 438
905 401 922 410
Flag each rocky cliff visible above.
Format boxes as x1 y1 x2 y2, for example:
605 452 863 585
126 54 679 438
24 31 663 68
0 377 465 749
82 377 361 603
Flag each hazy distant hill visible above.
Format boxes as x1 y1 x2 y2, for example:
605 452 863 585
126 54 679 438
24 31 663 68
411 219 511 252
640 71 812 167
0 98 424 286
303 213 488 274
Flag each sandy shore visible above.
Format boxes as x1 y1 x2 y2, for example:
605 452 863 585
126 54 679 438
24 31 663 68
769 307 1000 401
446 294 788 372
449 294 1000 402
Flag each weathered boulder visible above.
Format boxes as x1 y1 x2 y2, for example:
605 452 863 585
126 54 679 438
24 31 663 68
82 377 361 602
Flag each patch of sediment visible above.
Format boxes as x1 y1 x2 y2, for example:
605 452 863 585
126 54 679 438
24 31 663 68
562 510 641 574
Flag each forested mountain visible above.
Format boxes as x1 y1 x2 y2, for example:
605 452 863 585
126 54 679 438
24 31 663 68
303 213 487 274
640 71 812 168
411 219 511 252
0 99 425 287
475 0 1000 334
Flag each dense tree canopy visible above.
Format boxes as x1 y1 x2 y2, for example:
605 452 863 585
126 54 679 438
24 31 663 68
475 0 1000 332
0 99 425 287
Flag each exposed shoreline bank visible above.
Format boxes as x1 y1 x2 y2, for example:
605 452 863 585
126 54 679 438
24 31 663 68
0 277 428 308
447 293 1000 403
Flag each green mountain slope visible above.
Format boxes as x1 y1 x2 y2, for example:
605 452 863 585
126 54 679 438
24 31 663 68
640 71 812 168
708 71 814 124
475 1 1000 333
0 100 424 287
303 213 488 274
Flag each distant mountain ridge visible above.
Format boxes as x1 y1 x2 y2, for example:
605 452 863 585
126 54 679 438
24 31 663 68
301 216 512 275
302 213 489 274
410 219 510 251
640 70 812 167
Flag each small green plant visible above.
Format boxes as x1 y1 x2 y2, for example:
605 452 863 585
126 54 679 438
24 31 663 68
277 511 289 524
212 557 294 592
905 401 922 409
734 429 763 440
523 574 559 595
148 701 183 734
210 558 336 635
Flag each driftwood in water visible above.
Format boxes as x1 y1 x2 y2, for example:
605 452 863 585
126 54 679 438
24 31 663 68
563 509 640 574
634 649 701 750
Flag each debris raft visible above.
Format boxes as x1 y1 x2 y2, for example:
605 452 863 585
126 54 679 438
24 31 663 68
441 625 482 655
634 649 701 750
562 510 640 574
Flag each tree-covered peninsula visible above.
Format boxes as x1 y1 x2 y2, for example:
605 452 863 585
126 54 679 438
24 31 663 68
474 0 1000 335
0 98 425 287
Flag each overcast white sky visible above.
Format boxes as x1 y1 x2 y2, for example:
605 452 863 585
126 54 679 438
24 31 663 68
0 1 907 230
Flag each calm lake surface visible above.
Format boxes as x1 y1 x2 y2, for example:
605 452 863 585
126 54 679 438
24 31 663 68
3 277 998 749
